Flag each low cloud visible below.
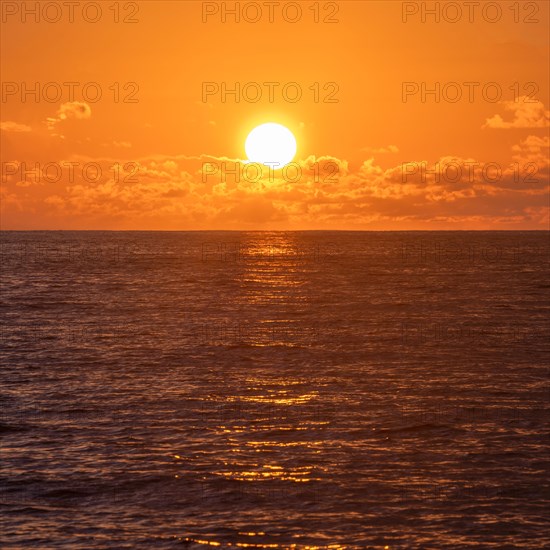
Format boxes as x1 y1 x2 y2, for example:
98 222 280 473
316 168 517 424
1 139 548 229
361 145 399 154
483 97 550 129
0 121 32 133
46 102 92 136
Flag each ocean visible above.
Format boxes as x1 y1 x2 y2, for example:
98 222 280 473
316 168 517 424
1 231 549 549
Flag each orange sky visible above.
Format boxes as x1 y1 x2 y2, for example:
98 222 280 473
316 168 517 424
1 0 549 230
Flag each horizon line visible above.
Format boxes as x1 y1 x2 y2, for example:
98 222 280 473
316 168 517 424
1 229 549 233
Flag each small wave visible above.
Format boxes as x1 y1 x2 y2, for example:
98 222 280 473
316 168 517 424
42 488 93 499
376 423 465 436
0 422 29 434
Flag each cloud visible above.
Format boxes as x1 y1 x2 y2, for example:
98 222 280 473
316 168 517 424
1 140 548 229
361 145 399 154
57 102 92 121
46 101 92 135
0 121 32 133
512 135 549 160
483 97 550 129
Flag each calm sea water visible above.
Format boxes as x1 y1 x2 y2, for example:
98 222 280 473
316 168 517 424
1 231 549 549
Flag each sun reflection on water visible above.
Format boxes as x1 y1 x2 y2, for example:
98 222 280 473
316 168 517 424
182 537 353 549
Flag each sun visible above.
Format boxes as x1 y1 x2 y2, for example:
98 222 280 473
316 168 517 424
245 123 297 169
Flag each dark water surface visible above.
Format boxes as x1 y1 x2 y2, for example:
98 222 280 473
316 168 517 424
1 231 549 549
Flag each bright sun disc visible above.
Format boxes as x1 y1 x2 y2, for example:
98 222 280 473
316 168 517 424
245 123 297 169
